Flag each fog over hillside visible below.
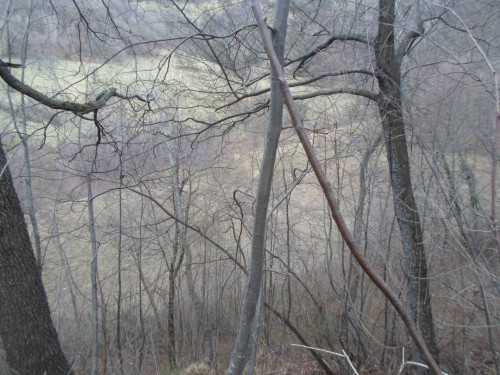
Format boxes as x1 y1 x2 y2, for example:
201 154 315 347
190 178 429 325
0 1 499 374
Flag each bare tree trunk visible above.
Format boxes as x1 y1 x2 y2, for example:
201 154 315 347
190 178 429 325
53 171 81 361
249 1 442 372
443 154 500 375
0 138 72 375
98 282 109 375
168 248 179 367
227 1 290 374
5 0 43 273
168 148 211 364
116 162 124 374
167 158 185 369
136 198 147 374
78 122 100 375
374 0 439 366
151 77 214 365
492 113 500 256
87 173 100 375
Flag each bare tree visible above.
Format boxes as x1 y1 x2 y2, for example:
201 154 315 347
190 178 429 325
374 0 439 365
249 0 443 373
227 1 290 374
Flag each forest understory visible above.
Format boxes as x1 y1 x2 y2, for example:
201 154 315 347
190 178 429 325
0 1 499 375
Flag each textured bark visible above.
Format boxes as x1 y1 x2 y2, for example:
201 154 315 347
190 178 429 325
0 138 72 375
374 0 439 365
227 2 289 374
250 1 442 373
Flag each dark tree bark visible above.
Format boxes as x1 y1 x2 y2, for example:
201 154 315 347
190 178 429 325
250 0 442 373
374 0 439 364
0 138 72 375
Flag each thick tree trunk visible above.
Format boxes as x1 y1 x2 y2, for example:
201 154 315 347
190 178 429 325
227 1 290 374
374 0 439 365
0 138 72 375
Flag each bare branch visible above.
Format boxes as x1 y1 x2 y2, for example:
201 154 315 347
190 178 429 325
293 87 377 102
245 37 373 90
250 0 442 373
292 32 372 76
0 59 150 114
217 69 374 110
127 187 247 274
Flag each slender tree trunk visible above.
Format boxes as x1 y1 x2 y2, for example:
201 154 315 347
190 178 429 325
168 148 211 364
444 154 500 375
98 283 109 375
136 198 147 374
116 165 124 374
54 172 80 360
168 251 178 367
6 0 43 272
132 248 165 349
167 163 185 369
87 173 100 375
250 1 442 372
374 0 438 365
78 121 100 375
0 138 72 375
227 1 290 374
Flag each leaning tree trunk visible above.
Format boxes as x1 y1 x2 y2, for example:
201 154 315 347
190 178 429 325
249 2 441 373
227 1 290 374
374 0 439 365
0 138 72 375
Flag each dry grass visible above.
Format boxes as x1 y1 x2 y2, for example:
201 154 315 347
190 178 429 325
182 363 216 375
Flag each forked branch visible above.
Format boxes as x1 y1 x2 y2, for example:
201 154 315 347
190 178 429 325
0 58 150 114
250 0 442 374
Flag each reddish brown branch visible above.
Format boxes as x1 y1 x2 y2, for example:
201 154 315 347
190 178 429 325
250 1 442 374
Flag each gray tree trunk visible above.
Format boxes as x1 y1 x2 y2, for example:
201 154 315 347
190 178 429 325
116 162 124 374
168 148 211 364
250 0 441 371
5 0 43 273
0 138 72 375
78 125 100 375
374 0 439 365
227 1 290 374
